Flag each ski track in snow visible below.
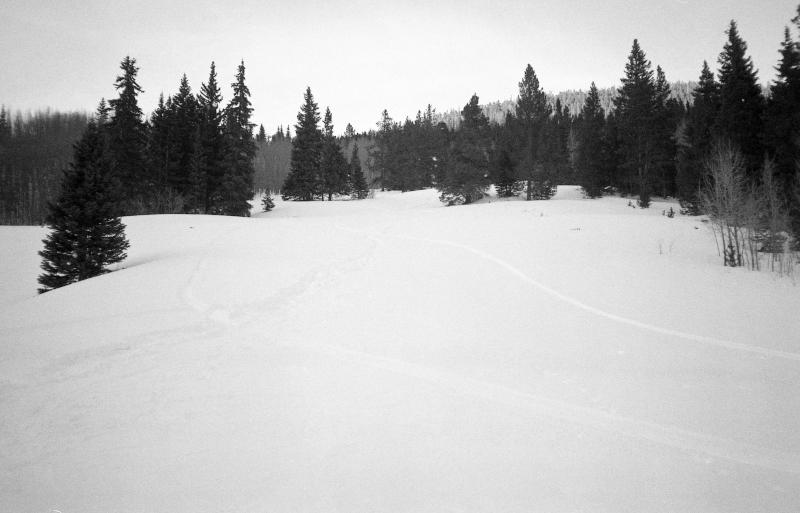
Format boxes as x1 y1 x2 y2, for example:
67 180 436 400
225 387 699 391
209 219 800 476
341 223 800 363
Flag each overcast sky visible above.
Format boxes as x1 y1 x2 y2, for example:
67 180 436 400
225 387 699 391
1 0 797 134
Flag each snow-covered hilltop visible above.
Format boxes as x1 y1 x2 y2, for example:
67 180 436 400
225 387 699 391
1 187 799 512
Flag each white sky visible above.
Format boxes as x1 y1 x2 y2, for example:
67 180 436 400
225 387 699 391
1 0 796 134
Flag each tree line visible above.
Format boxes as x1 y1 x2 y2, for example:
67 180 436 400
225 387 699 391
27 4 800 291
0 108 90 224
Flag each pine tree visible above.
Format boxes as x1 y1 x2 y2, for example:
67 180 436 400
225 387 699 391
197 62 225 214
437 94 490 205
576 82 606 198
614 39 660 207
282 87 323 201
108 56 149 209
257 124 267 142
219 60 256 216
320 107 351 200
715 20 765 176
350 142 369 199
38 121 129 293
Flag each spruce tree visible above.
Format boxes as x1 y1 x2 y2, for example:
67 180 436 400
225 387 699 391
715 20 765 176
219 61 256 216
38 121 129 293
652 66 678 198
197 62 225 213
576 82 606 198
96 98 111 126
765 26 800 203
677 61 720 211
614 39 660 207
372 109 396 191
350 142 369 199
169 74 201 209
108 56 149 210
147 93 172 190
320 107 351 200
282 87 323 201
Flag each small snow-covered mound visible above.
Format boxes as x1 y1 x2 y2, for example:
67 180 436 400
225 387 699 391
1 190 799 512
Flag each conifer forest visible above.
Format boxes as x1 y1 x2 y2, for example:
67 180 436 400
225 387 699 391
1 6 800 269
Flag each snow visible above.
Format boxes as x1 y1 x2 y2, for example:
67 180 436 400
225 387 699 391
1 186 799 512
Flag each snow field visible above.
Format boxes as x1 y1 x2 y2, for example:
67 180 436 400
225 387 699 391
1 187 799 512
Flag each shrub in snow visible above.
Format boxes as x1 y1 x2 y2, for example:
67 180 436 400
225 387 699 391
262 191 275 212
701 143 797 275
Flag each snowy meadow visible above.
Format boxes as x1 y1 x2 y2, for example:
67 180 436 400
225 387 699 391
1 187 799 512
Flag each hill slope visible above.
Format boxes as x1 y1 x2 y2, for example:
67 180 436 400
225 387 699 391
1 187 799 512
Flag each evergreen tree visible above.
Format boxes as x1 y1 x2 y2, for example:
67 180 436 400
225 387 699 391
715 20 765 176
320 107 351 200
147 93 172 190
257 124 267 142
219 60 256 216
261 190 275 211
765 25 800 214
515 64 554 200
437 94 490 205
0 106 9 141
350 142 369 199
652 65 678 197
108 56 149 209
282 87 323 200
169 74 201 209
576 82 606 198
95 98 111 126
600 110 621 190
677 61 720 211
544 99 572 187
614 39 660 207
197 62 225 213
491 114 522 197
344 123 356 140
38 121 129 293
372 109 395 191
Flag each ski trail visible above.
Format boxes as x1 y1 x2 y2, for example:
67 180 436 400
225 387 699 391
389 230 800 363
294 338 800 475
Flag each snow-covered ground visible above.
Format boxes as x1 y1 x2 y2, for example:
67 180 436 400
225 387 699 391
1 186 799 512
